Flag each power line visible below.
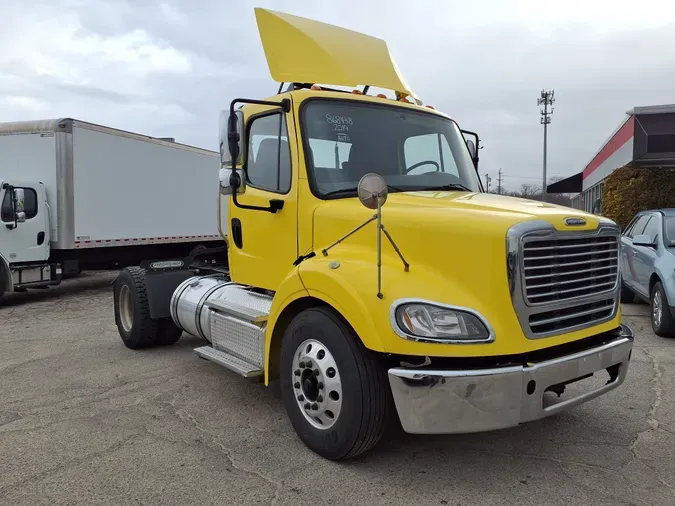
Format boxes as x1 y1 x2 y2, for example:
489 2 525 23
501 174 569 181
537 89 555 200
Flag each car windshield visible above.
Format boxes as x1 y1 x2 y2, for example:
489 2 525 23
301 99 482 197
665 216 675 246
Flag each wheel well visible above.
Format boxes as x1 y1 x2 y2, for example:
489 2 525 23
267 296 329 381
649 273 662 296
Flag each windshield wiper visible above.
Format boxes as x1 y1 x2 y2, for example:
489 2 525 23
322 187 358 197
322 184 406 198
411 183 472 192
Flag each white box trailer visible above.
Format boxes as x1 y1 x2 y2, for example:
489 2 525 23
0 118 225 298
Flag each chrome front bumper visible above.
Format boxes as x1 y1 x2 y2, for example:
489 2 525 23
388 326 634 434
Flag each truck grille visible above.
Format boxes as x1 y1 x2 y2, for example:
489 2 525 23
528 299 616 335
507 221 621 339
522 235 619 305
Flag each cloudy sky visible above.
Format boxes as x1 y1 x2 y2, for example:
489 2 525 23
3 0 675 191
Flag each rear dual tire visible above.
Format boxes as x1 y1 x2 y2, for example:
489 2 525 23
280 306 393 460
113 266 183 349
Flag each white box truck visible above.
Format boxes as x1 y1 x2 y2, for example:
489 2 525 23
0 118 226 299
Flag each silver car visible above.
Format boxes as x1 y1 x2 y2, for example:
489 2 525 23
620 208 675 337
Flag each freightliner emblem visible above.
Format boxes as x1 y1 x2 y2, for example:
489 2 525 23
564 217 587 226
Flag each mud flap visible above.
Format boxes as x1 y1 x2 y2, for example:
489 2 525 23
140 258 195 319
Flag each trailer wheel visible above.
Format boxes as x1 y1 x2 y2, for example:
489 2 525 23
113 266 159 349
280 306 392 460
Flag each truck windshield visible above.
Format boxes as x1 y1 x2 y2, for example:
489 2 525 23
301 99 482 198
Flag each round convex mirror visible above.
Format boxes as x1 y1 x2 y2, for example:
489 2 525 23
357 173 388 210
466 139 476 159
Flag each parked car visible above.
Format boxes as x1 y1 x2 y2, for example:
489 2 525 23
620 208 675 337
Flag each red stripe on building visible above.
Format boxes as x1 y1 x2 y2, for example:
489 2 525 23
583 116 635 179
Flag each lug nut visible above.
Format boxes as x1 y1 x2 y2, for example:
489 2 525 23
305 360 313 368
294 370 301 376
317 395 323 402
299 361 306 368
318 382 324 389
304 403 310 410
313 369 320 376
311 403 318 410
298 395 304 401
294 382 300 389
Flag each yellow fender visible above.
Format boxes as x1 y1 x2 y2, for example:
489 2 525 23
263 256 387 385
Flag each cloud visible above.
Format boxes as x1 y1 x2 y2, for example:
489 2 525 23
2 0 675 190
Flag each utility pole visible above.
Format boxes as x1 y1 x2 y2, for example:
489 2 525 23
537 89 555 201
497 168 503 194
484 173 491 192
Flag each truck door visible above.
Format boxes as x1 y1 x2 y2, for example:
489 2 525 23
227 107 298 290
0 182 50 263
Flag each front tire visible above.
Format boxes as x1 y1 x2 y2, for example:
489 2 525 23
651 281 675 338
280 306 392 460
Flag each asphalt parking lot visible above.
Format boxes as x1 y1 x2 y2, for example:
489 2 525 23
1 272 674 506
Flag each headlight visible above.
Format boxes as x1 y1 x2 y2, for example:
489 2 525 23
391 300 493 343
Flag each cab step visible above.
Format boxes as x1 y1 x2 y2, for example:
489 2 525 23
194 346 263 378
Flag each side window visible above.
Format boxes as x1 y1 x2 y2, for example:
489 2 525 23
23 188 38 219
246 113 292 193
0 190 12 222
0 187 38 222
404 133 459 176
628 214 650 239
622 216 638 236
642 215 660 243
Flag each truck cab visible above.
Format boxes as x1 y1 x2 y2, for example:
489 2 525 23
0 181 56 297
112 7 634 460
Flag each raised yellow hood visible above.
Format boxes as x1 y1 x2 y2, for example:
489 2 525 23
253 7 420 103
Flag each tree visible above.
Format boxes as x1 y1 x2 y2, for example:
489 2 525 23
603 165 675 229
502 178 572 207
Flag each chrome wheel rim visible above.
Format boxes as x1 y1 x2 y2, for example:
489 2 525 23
653 290 663 328
291 339 343 430
119 285 134 333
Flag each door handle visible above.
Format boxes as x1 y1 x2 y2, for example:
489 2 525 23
231 218 243 249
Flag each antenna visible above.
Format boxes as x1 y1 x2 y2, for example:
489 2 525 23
321 174 409 298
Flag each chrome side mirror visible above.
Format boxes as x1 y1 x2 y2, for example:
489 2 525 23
466 139 476 160
219 167 246 196
218 109 245 167
218 108 247 196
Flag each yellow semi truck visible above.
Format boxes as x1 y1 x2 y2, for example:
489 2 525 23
112 8 634 460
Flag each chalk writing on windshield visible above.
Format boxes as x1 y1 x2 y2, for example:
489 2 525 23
326 114 353 132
